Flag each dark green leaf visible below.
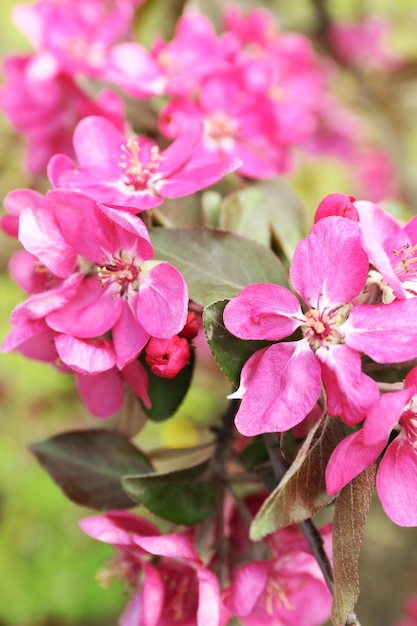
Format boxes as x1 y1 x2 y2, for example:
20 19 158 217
30 429 153 510
331 465 376 626
122 461 215 525
150 227 289 307
140 350 195 421
134 0 187 47
250 417 345 540
203 300 272 385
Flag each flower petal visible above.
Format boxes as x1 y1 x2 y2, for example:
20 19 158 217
290 216 369 309
223 283 302 340
377 435 417 526
234 342 322 435
137 262 188 337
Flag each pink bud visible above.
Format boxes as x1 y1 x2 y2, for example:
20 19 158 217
179 311 199 340
314 193 358 223
145 336 190 378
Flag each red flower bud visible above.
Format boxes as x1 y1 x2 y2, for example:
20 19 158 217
179 311 199 340
145 336 190 378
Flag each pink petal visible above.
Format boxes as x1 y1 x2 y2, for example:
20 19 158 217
73 115 125 169
75 369 124 418
45 189 103 262
377 435 417 526
325 429 382 495
347 298 417 363
46 276 122 338
155 157 241 198
290 216 369 309
363 387 415 446
223 283 302 340
119 593 143 626
122 360 151 409
223 562 269 616
140 562 165 626
234 342 322 435
80 511 159 545
97 204 154 261
137 263 188 338
317 344 379 425
55 334 116 373
196 565 222 626
134 532 199 561
18 205 76 278
113 304 149 369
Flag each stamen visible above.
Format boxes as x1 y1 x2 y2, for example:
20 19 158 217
119 139 166 191
97 253 139 298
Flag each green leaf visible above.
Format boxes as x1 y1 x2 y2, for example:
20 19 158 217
331 465 376 626
150 227 289 307
238 437 275 490
257 178 307 259
219 187 270 246
140 349 195 421
30 429 153 510
250 417 345 540
122 461 215 525
203 300 271 385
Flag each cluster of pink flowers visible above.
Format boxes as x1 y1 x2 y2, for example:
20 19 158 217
2 1 414 625
224 193 417 527
0 0 391 187
80 504 332 626
1 110 239 417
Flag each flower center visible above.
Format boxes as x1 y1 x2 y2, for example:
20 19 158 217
162 568 198 621
97 252 139 297
264 576 295 615
205 112 238 139
301 304 351 352
119 139 164 191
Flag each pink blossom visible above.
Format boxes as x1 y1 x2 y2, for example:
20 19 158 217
2 189 189 415
223 524 332 626
328 18 399 71
12 0 136 76
48 116 240 211
223 216 417 435
0 55 124 175
326 366 417 527
80 511 226 626
101 13 236 99
159 68 290 179
315 195 417 301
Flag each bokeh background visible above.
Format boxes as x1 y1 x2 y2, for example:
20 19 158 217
1 0 417 624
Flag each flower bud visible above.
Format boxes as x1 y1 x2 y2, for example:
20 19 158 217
179 311 199 340
145 336 190 378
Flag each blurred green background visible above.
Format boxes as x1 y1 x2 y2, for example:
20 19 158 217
1 0 417 625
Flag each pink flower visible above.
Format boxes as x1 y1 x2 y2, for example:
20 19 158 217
159 68 290 179
48 116 240 211
222 524 332 626
101 13 236 99
2 189 189 415
328 18 399 71
0 55 124 175
326 366 417 527
223 216 417 435
315 195 417 301
80 511 226 626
